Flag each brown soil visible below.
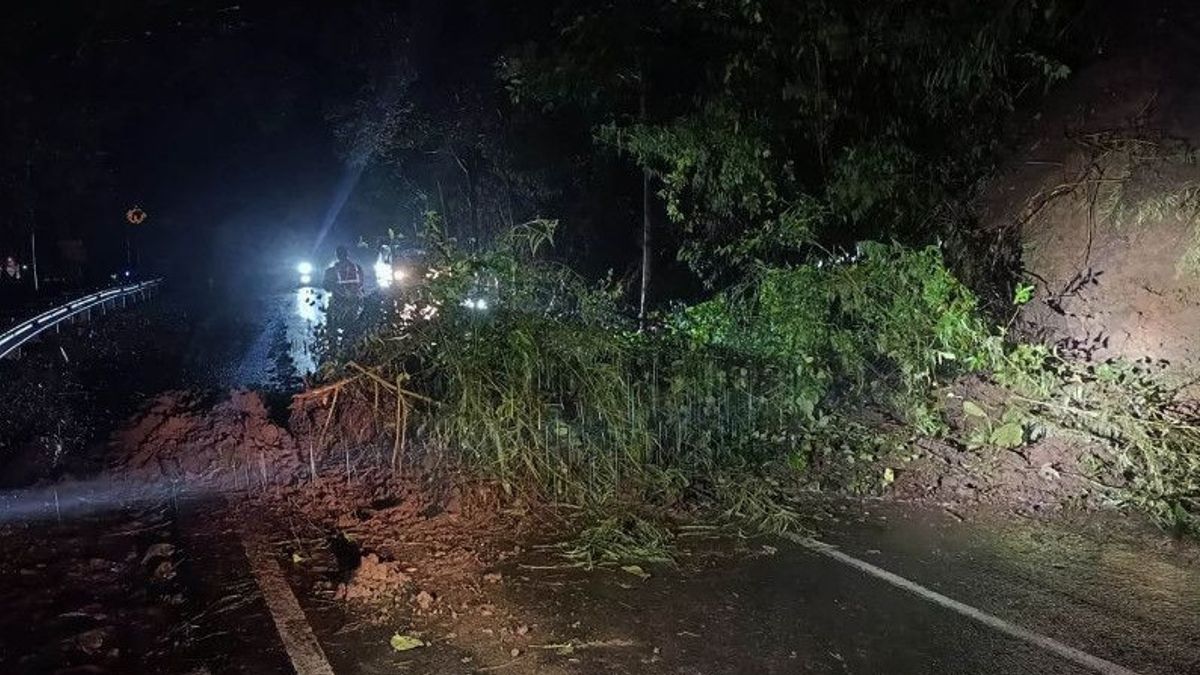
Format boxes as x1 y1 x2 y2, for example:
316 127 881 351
241 470 565 673
893 433 1100 516
112 389 304 488
981 2 1200 370
886 376 1120 516
106 386 559 668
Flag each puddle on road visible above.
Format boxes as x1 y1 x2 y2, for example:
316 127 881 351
290 286 326 379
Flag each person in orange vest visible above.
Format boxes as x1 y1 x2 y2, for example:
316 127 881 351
324 245 365 334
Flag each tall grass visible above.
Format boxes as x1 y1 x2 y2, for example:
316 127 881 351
317 221 1200 537
319 225 979 511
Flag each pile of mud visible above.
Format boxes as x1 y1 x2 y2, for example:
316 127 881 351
289 391 386 467
335 552 413 601
112 390 304 488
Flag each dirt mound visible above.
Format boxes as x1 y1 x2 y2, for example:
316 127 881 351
335 552 413 601
113 390 304 488
250 471 532 625
289 389 388 469
981 2 1200 371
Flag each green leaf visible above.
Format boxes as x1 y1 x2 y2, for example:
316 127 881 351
962 401 988 418
620 564 651 580
989 421 1025 448
1013 282 1035 306
882 467 895 486
390 633 425 652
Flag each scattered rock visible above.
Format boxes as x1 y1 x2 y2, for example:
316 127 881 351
141 542 175 566
73 626 114 655
414 590 436 611
151 559 176 581
335 553 411 601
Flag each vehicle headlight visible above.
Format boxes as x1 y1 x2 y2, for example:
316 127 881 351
374 260 392 287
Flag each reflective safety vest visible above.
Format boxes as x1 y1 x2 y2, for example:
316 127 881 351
330 261 363 297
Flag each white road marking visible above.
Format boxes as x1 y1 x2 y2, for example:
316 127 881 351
239 524 337 675
781 533 1142 675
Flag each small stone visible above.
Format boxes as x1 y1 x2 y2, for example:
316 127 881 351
152 560 176 581
141 542 175 566
482 571 502 583
510 648 521 657
74 626 113 655
414 590 435 611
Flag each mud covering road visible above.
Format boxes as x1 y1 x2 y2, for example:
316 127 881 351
254 497 1198 675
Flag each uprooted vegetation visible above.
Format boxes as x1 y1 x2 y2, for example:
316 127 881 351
302 220 1199 542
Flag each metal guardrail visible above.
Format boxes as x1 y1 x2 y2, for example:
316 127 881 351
0 279 163 359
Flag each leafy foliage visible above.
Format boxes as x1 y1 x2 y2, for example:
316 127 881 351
673 243 990 431
506 0 1078 278
322 227 992 517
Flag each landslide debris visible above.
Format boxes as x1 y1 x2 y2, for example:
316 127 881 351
112 390 303 488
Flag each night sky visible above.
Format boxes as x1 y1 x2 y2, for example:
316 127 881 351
1 1 550 288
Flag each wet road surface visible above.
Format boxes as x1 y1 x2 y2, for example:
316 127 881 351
483 504 1200 675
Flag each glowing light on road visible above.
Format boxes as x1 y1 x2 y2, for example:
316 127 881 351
392 267 408 282
462 298 488 311
374 259 392 288
297 261 314 276
299 273 312 285
296 287 326 324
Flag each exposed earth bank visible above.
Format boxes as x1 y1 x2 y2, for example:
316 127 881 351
985 2 1200 372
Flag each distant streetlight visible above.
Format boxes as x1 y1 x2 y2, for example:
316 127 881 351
125 206 148 269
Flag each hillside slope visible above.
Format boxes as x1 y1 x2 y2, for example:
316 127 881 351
981 2 1200 371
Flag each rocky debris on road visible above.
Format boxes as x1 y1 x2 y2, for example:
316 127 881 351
248 470 542 634
335 553 412 602
112 390 303 488
0 505 195 672
883 377 1112 516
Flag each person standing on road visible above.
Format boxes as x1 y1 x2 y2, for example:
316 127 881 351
324 245 365 336
2 256 20 283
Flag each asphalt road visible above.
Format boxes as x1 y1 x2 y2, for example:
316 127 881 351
494 503 1200 675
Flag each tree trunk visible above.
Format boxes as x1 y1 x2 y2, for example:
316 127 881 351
638 85 652 329
26 155 39 291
